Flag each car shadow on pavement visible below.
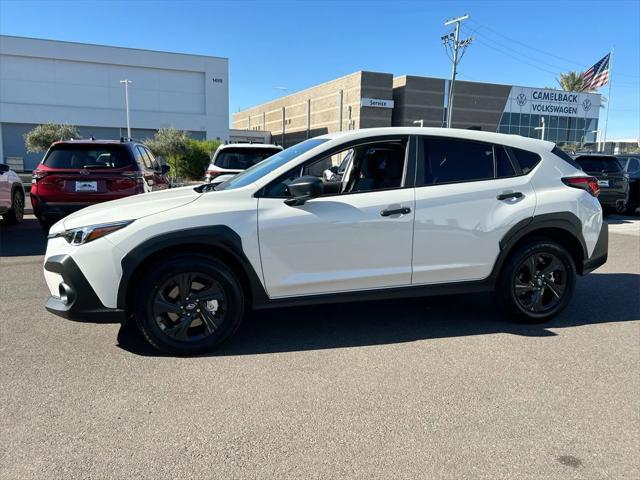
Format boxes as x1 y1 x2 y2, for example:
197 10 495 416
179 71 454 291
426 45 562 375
0 217 46 257
116 272 640 357
606 214 640 225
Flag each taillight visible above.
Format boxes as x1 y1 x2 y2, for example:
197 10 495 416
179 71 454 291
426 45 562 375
32 169 48 182
562 176 600 197
121 171 144 184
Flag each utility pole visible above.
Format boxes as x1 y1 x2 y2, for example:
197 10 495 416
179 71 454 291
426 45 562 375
120 79 132 138
442 14 472 128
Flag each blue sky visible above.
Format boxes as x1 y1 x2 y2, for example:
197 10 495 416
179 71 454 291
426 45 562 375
1 0 639 139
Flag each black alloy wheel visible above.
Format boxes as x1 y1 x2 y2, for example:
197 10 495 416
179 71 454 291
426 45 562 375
495 240 576 323
135 254 245 355
513 252 567 314
152 272 226 342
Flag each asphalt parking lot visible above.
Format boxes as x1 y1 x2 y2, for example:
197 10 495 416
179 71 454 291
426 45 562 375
1 214 638 479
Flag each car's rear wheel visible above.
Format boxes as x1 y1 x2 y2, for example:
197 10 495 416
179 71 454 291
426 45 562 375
2 189 24 224
134 254 244 355
495 240 576 323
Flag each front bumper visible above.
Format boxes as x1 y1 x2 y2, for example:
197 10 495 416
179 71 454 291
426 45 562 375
44 254 125 323
582 221 608 274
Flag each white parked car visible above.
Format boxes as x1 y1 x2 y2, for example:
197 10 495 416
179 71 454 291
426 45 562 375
43 128 607 354
204 143 282 184
0 163 25 224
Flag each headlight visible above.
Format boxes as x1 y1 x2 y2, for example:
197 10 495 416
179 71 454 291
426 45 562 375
48 220 133 245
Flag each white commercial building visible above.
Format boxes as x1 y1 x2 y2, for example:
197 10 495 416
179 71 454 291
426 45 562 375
0 35 229 170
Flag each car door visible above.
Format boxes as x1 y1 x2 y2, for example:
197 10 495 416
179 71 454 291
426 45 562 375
257 136 416 298
411 136 536 285
0 165 11 211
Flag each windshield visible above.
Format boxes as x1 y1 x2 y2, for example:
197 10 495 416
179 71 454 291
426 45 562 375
575 156 623 173
43 144 135 169
214 147 281 170
214 138 328 191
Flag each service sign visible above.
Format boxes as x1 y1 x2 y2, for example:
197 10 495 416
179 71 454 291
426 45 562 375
504 86 600 119
361 98 394 109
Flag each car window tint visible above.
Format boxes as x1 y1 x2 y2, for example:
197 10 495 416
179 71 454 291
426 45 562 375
575 156 623 173
551 146 580 170
423 138 494 185
263 140 407 197
215 148 281 169
496 146 516 178
144 147 161 170
512 147 542 174
43 145 135 169
628 158 640 173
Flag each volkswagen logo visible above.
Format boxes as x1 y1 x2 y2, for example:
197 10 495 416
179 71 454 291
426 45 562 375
516 93 527 107
582 98 592 111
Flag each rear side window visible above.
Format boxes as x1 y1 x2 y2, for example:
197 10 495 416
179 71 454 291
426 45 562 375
43 145 135 169
422 138 494 185
215 148 281 169
551 146 581 170
495 146 516 178
511 147 542 174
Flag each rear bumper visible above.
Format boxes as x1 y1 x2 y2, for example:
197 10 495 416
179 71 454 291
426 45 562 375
582 221 608 274
33 200 93 221
598 190 628 208
44 254 126 323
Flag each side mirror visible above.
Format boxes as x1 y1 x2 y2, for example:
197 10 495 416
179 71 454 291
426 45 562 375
160 164 170 175
0 164 9 173
284 176 323 206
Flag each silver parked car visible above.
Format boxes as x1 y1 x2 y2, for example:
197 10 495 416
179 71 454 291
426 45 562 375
0 163 25 224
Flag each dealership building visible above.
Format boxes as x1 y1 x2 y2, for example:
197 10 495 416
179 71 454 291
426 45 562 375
232 71 601 148
0 35 229 171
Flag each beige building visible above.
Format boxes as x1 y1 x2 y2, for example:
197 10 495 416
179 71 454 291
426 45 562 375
232 71 393 147
233 70 602 147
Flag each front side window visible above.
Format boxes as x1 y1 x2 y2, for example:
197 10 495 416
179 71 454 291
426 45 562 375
262 139 408 198
422 138 494 185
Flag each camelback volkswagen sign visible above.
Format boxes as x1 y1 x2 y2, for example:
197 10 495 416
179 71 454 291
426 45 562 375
504 86 600 119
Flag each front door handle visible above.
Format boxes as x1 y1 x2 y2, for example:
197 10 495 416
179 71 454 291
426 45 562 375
497 192 523 201
380 207 411 217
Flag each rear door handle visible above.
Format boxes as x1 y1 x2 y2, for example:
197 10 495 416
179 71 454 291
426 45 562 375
380 207 411 217
497 192 523 201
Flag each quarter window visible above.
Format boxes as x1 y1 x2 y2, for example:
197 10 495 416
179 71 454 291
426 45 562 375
512 147 542 174
495 146 516 178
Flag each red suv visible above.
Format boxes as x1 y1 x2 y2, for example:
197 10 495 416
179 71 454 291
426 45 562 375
31 139 170 230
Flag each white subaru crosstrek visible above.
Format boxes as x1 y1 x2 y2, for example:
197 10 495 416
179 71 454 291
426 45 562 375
43 128 607 355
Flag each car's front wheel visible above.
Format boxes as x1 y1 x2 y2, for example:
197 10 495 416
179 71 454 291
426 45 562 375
2 189 24 224
495 240 576 323
134 254 245 355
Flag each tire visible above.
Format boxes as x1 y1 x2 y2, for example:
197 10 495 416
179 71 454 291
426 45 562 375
37 216 54 234
134 254 245 355
2 189 24 224
494 240 576 323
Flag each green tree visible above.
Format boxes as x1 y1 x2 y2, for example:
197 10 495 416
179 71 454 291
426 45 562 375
145 128 220 180
24 123 81 153
556 71 597 92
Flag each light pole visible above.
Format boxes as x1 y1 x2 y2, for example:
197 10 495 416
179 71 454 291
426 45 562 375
442 14 472 128
120 79 132 139
534 117 546 141
413 120 424 127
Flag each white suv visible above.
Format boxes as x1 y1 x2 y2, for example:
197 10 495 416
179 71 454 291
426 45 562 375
204 143 283 184
43 128 608 354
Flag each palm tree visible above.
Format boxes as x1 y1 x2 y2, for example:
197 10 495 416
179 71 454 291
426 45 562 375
556 71 593 92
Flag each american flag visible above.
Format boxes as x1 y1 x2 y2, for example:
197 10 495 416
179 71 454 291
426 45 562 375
582 53 610 90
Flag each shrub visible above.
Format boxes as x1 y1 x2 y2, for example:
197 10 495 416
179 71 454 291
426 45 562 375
24 123 81 153
144 128 220 180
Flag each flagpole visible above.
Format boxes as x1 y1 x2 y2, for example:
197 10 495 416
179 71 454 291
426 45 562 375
602 48 614 153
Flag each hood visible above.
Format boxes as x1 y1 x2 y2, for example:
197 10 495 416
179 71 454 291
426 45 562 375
60 186 202 231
